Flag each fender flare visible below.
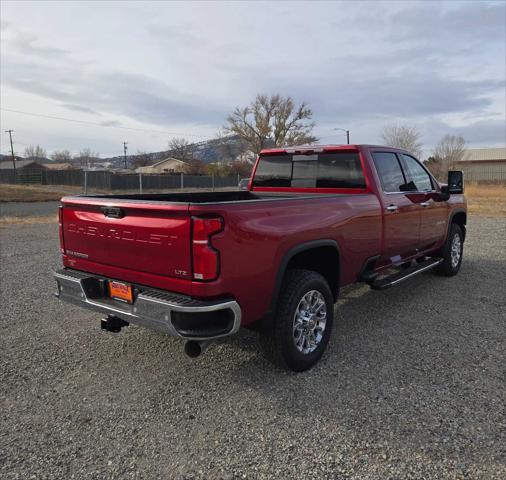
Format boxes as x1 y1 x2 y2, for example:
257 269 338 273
447 209 467 241
266 239 341 320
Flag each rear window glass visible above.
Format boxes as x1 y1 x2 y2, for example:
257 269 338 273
252 152 366 189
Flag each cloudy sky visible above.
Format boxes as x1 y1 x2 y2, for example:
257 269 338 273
1 0 505 159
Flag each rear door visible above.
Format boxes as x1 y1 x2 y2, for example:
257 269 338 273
61 199 192 280
371 151 420 265
398 153 449 251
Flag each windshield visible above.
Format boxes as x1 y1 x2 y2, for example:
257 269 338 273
252 152 366 189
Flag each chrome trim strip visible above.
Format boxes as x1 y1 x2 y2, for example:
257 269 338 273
383 190 436 195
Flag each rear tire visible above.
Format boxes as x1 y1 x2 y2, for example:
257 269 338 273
259 269 334 372
434 223 464 276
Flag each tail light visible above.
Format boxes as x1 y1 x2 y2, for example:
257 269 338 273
191 216 223 281
58 206 65 253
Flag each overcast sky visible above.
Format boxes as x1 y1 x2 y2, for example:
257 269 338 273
1 0 505 159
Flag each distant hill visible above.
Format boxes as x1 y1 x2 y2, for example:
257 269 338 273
102 135 250 168
1 135 251 169
0 154 52 164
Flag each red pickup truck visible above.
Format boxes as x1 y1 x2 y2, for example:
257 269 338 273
54 145 466 371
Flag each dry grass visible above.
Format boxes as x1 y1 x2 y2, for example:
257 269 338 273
0 214 58 225
0 184 83 202
465 183 506 217
0 184 239 203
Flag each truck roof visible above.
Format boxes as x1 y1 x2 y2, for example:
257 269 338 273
259 144 413 156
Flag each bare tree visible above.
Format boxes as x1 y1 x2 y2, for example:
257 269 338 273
167 137 197 162
433 134 466 172
131 151 152 168
167 138 205 174
186 158 205 175
24 145 47 161
424 155 444 181
51 150 73 163
225 94 318 154
75 148 99 168
380 125 423 158
229 160 253 178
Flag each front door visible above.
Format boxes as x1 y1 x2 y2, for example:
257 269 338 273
398 153 449 251
371 151 421 266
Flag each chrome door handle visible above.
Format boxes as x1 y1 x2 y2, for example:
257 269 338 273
386 204 398 212
420 202 429 207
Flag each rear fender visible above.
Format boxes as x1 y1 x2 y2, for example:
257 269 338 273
263 240 341 324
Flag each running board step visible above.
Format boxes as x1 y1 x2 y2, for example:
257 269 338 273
368 258 443 291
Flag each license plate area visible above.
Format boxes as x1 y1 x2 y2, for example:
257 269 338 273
108 280 133 303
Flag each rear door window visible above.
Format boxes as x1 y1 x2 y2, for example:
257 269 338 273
372 152 408 192
253 152 366 189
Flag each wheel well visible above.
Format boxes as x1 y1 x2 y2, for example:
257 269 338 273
452 211 467 241
286 246 340 300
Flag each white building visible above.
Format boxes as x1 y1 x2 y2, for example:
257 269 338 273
136 157 189 174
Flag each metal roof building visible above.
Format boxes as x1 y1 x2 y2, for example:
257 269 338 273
455 147 506 182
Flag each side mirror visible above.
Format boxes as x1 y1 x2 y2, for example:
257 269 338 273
448 170 464 194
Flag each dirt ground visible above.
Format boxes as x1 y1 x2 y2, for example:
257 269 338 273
1 216 505 479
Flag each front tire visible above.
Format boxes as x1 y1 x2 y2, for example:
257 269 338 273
434 223 464 276
259 269 334 371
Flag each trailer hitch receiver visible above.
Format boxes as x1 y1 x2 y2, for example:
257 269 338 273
101 315 130 333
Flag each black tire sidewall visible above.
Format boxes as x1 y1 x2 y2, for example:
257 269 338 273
276 270 334 371
448 226 464 273
438 224 464 276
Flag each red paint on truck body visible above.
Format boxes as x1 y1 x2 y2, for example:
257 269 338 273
58 145 466 327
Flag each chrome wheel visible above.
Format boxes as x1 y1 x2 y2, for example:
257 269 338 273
451 233 462 268
293 290 327 354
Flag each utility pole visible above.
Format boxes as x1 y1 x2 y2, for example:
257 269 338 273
5 129 16 171
123 141 128 169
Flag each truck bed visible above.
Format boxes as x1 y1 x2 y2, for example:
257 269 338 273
65 190 320 204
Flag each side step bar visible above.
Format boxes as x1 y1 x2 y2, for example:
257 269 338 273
368 258 443 291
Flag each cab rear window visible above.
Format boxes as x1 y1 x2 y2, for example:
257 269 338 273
252 152 366 189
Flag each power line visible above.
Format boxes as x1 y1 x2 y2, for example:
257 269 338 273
0 107 211 139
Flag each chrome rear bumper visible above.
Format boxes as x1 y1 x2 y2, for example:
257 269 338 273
54 268 241 340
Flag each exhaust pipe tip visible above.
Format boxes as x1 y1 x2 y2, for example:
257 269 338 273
184 340 210 358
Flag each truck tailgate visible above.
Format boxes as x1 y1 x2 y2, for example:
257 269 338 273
61 199 192 280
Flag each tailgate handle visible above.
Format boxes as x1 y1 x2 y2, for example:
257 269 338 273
101 206 125 219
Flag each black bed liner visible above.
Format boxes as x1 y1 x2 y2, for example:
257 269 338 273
85 191 258 203
72 190 329 204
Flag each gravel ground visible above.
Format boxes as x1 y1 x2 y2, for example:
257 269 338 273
1 217 505 479
0 201 60 217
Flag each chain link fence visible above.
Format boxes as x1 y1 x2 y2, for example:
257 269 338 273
0 169 241 192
